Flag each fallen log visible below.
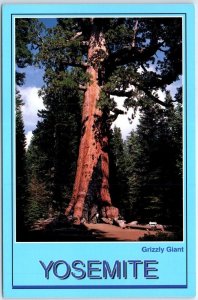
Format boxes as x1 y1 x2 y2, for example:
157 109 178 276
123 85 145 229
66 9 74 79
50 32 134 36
125 223 164 231
113 219 126 229
101 217 113 225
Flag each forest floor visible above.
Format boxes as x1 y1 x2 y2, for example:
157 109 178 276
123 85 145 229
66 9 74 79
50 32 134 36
85 223 157 241
20 215 173 242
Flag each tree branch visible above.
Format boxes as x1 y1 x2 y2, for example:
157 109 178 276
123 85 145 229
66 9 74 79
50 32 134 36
159 47 168 53
80 41 89 46
138 63 181 90
106 108 125 124
71 31 83 41
62 60 89 69
105 40 164 69
79 84 87 91
107 86 169 107
139 87 168 107
132 20 139 48
108 89 132 98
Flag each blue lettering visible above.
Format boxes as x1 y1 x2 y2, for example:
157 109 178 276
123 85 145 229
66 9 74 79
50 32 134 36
39 260 54 279
71 260 86 280
103 260 121 279
123 260 128 279
128 260 143 279
87 260 102 279
144 260 159 279
53 260 71 279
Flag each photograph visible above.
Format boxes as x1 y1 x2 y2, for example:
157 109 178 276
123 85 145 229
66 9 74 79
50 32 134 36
15 16 183 242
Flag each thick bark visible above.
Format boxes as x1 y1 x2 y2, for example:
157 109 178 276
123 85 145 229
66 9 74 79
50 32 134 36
65 29 118 224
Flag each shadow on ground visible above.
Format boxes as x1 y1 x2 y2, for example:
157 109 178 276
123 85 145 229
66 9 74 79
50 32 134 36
18 214 177 242
19 215 116 242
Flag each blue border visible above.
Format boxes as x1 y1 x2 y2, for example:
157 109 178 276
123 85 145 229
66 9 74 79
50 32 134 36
11 11 188 291
2 4 195 298
13 285 187 289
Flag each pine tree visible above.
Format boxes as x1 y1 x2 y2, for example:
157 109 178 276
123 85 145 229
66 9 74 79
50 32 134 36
109 126 128 218
16 91 27 239
125 130 140 220
161 90 183 227
15 18 41 236
126 92 183 227
15 18 41 85
26 68 82 220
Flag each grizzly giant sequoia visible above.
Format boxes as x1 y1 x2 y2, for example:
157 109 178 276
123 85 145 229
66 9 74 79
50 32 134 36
37 18 182 224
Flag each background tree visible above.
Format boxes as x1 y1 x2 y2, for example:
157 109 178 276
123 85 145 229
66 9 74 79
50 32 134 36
15 18 41 85
26 73 82 222
15 18 41 237
125 90 183 227
16 91 27 239
109 126 128 218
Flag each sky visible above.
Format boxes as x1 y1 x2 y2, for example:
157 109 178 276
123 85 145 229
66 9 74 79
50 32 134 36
17 18 182 149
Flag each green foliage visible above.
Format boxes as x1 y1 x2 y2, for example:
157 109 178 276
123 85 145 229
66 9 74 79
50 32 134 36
16 91 28 238
97 91 116 112
109 127 129 219
15 19 41 237
25 177 51 225
15 18 42 85
125 93 183 227
15 19 33 67
26 69 82 222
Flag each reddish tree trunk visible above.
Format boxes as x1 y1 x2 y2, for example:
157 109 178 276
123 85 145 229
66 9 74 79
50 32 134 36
65 29 119 224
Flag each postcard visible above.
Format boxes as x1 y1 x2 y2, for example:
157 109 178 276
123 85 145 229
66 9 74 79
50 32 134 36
2 3 195 298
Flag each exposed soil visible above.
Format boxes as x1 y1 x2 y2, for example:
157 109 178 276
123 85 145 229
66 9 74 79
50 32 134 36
85 223 156 241
19 215 167 242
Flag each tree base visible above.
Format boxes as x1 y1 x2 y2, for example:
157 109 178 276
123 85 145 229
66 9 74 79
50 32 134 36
65 204 119 226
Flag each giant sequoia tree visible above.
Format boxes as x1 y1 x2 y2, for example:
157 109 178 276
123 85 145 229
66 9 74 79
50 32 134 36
37 18 182 224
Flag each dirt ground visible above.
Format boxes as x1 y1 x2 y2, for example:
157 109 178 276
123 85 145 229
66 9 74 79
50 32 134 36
22 216 169 242
85 223 156 241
